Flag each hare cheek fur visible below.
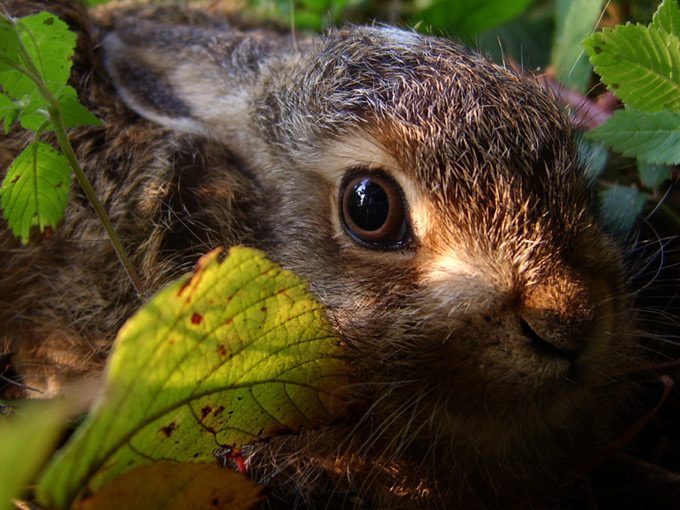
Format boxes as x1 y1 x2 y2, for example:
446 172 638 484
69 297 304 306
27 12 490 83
0 1 638 508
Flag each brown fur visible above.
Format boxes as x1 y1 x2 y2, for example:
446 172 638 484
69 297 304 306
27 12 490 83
0 1 640 508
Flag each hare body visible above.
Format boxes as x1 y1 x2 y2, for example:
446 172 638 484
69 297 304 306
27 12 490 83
1 1 639 508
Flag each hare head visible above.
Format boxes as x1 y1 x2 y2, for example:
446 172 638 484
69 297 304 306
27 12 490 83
0 2 640 507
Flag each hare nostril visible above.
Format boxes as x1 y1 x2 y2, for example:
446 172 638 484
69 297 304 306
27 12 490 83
520 319 580 362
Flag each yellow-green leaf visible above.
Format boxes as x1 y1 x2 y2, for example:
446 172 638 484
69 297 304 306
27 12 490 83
37 247 349 509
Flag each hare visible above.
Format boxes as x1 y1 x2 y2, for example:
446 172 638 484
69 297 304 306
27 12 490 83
0 0 641 508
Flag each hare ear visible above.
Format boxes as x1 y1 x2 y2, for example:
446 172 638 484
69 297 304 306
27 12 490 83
103 20 271 139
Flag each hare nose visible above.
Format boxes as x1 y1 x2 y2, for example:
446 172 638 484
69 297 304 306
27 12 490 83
520 272 597 361
520 315 591 361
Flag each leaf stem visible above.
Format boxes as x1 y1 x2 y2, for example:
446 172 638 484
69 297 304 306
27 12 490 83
9 15 148 300
51 106 149 300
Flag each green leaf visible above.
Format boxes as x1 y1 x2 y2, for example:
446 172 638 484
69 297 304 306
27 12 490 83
293 11 324 31
0 67 47 116
579 138 609 181
57 86 102 127
0 12 93 133
17 88 50 131
0 93 19 132
0 401 68 510
652 0 680 36
37 247 349 510
0 16 21 74
638 160 672 187
15 12 76 93
552 0 604 92
591 107 680 161
588 109 680 165
477 4 554 69
414 0 535 38
0 11 90 131
599 186 647 233
583 23 680 112
0 12 75 100
0 141 72 243
300 0 330 10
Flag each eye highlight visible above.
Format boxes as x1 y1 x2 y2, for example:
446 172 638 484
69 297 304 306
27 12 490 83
340 171 409 249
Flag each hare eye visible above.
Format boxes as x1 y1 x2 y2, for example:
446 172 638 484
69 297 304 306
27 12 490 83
340 172 408 249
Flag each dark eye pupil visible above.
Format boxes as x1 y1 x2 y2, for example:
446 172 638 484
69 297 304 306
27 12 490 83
347 179 389 231
340 171 409 250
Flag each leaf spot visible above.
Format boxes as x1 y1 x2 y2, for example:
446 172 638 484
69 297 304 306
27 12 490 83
225 318 233 326
217 344 228 357
260 306 267 313
201 405 212 421
214 405 225 417
191 312 203 325
160 421 177 438
10 175 20 184
177 280 191 297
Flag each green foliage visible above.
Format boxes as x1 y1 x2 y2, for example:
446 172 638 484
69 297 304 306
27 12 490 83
582 0 680 229
551 0 605 92
0 12 99 129
583 0 680 160
248 0 354 31
0 11 100 243
589 109 680 164
0 141 71 243
0 401 68 510
37 247 348 509
599 186 649 232
579 138 609 181
638 160 672 187
413 0 535 38
584 23 680 112
654 0 680 34
1 12 74 102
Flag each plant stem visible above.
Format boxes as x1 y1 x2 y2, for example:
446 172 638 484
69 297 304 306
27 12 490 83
11 16 148 300
51 106 149 301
